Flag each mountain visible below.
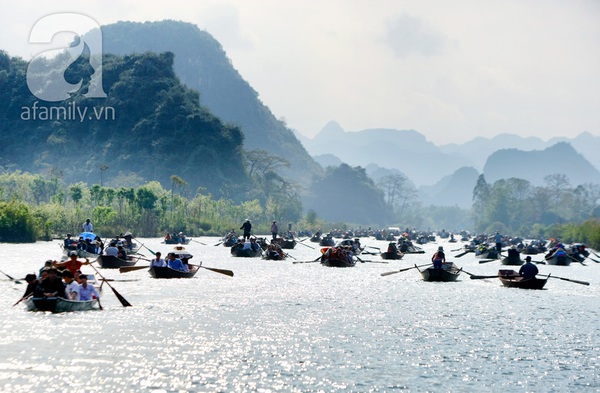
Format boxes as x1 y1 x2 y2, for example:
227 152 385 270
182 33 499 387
86 20 322 184
302 122 472 186
418 167 480 208
0 51 249 195
440 132 600 172
483 142 600 186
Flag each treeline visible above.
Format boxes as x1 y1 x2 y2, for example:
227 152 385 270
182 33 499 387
0 171 306 242
472 174 600 239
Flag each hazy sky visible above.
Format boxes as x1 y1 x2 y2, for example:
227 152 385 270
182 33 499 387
1 0 599 144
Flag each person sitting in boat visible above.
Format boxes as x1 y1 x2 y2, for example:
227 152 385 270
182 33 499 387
64 233 76 250
62 271 80 301
104 242 119 256
150 252 167 268
166 253 188 272
387 242 398 255
507 246 520 259
39 260 53 277
250 237 261 252
116 244 128 259
519 256 539 279
78 273 100 301
431 246 446 269
53 251 91 275
76 237 86 251
18 274 39 303
266 244 280 260
165 233 172 241
242 238 252 250
34 268 66 298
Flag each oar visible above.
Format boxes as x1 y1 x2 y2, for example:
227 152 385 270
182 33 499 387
295 241 315 250
214 240 224 246
366 246 381 251
381 263 432 276
589 257 600 263
568 254 586 266
469 274 499 280
132 237 156 255
191 239 207 245
454 250 472 258
451 247 463 252
358 259 388 264
0 269 21 284
283 252 296 260
478 259 497 264
293 256 322 264
88 263 132 307
190 263 234 277
120 265 150 273
13 294 32 307
590 249 600 259
539 274 590 286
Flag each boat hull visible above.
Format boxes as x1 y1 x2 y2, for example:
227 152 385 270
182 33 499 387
501 255 523 266
149 266 198 279
26 297 99 313
419 264 461 282
321 257 355 267
230 247 262 258
498 270 547 289
380 251 403 260
98 255 137 269
545 255 570 266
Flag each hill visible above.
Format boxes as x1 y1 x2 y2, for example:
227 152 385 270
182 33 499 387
86 20 322 184
483 142 600 186
0 50 249 195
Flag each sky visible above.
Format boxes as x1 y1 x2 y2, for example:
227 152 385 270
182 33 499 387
1 0 599 145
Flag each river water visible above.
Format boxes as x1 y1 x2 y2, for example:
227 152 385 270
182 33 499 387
0 237 598 392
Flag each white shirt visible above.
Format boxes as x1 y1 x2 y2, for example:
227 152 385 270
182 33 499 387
65 281 80 301
83 222 93 232
150 257 167 267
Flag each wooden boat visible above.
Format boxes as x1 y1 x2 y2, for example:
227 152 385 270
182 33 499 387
98 255 137 269
320 247 355 267
149 265 198 279
319 237 335 247
501 254 523 266
475 248 499 259
380 251 403 260
498 269 548 290
162 238 191 244
230 245 262 258
25 297 99 313
417 262 461 282
545 254 570 266
272 237 296 249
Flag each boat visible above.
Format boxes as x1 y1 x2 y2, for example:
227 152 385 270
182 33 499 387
230 244 262 258
417 262 462 282
501 254 523 266
25 297 99 313
498 269 548 290
380 251 403 260
319 236 335 247
162 238 191 244
545 255 570 266
320 247 355 267
475 248 499 259
98 255 138 269
149 265 198 279
272 237 296 249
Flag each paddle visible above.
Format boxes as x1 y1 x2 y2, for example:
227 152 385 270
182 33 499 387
191 239 207 246
132 237 156 256
295 241 315 250
469 274 499 280
190 263 234 277
283 252 296 260
88 263 132 307
293 255 322 264
366 246 381 251
539 274 590 286
213 241 224 246
120 265 150 273
478 259 496 264
0 269 21 284
454 250 472 258
567 254 586 266
381 263 432 277
13 294 31 307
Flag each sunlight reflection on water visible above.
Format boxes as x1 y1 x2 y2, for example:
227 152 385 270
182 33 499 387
0 238 598 392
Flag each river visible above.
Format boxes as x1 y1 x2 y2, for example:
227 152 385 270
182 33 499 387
0 236 598 392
